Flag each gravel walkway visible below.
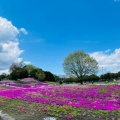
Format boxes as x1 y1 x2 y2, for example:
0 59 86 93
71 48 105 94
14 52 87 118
0 110 14 120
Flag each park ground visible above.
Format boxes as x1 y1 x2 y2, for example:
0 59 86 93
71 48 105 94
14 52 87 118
0 81 120 120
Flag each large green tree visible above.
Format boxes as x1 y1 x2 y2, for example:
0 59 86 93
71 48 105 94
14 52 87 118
35 68 46 81
63 50 98 84
44 71 55 82
10 68 28 80
9 62 25 73
23 65 36 75
0 73 7 80
9 62 28 80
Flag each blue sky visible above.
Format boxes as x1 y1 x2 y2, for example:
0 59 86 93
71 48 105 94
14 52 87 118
0 0 120 75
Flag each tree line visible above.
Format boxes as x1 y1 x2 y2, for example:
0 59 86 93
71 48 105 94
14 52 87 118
62 72 120 84
0 50 120 84
0 62 55 82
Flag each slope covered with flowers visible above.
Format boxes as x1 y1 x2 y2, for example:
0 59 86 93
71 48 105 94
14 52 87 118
0 84 120 111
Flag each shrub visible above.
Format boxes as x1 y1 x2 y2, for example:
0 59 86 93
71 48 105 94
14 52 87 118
63 77 79 83
44 71 55 82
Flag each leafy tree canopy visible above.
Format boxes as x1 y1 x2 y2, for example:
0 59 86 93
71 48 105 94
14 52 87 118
24 65 36 74
63 50 98 84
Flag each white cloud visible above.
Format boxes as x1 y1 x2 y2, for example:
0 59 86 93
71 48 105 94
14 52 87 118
19 28 28 35
0 17 19 43
90 48 120 73
14 58 31 66
0 69 9 75
1 42 24 61
0 16 28 74
105 49 111 53
24 61 31 65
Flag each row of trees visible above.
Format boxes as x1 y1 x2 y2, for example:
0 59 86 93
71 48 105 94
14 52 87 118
100 72 120 81
1 69 120 84
1 50 120 84
63 74 99 83
5 62 55 82
63 72 120 84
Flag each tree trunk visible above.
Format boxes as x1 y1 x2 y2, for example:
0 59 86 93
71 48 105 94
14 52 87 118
80 80 83 85
79 76 83 85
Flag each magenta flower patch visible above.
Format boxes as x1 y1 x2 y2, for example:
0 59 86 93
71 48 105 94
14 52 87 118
0 85 120 111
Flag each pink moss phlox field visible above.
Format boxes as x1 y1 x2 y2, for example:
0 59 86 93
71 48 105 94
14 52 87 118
67 114 73 120
0 80 49 88
20 78 35 82
0 85 120 111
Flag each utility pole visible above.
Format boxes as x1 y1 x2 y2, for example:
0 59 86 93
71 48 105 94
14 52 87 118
102 67 103 81
102 67 103 74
